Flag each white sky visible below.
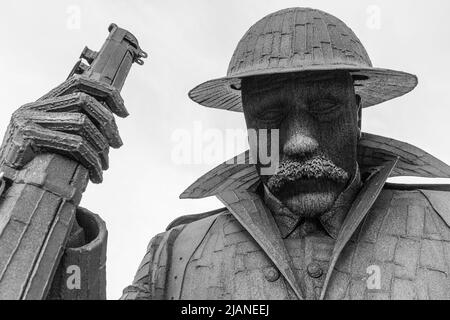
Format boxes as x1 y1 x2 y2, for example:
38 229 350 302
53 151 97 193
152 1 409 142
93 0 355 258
1 0 449 299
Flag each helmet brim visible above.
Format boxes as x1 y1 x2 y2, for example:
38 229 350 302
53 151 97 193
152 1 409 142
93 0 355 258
188 65 418 112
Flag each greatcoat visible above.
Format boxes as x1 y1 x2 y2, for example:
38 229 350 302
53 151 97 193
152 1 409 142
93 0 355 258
118 133 450 300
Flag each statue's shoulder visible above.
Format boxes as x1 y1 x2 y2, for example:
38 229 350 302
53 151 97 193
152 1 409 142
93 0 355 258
123 209 232 300
383 183 450 209
347 184 450 299
384 183 450 194
373 183 450 230
143 207 230 258
165 207 230 231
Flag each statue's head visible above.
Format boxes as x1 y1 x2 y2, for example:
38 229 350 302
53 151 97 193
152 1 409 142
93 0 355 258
188 8 418 218
242 71 360 218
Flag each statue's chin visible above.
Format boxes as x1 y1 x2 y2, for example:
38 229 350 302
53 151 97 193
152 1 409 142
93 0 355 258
273 179 344 218
281 192 338 218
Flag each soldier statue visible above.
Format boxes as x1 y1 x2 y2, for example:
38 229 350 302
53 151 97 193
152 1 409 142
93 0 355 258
1 8 450 300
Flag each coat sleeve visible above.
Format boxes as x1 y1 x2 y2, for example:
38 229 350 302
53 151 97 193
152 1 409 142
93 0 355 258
119 232 166 300
120 224 186 300
120 210 224 300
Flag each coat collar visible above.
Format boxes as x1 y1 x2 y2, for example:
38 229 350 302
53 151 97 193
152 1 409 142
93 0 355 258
218 158 398 300
180 133 450 200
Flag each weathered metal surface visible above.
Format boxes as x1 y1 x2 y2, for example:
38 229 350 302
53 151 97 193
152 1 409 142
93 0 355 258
188 8 417 112
123 168 450 300
123 8 449 301
0 24 146 299
47 207 107 300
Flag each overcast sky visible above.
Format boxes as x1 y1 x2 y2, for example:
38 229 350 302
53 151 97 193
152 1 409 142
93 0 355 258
1 0 449 299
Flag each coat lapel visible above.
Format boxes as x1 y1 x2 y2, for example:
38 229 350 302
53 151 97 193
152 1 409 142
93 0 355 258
217 190 305 300
320 158 399 299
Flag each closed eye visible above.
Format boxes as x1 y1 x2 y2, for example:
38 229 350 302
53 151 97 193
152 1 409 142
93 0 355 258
254 107 285 123
309 99 341 117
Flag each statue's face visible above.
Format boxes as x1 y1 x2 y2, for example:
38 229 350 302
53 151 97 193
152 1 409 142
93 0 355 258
242 71 359 218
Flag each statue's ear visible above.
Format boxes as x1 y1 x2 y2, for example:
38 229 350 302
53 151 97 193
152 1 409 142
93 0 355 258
356 94 362 139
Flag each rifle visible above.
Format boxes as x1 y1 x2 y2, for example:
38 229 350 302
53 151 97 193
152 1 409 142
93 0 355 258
0 24 146 299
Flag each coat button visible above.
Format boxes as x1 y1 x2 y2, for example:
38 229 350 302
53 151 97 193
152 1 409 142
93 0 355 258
307 263 323 279
263 266 280 282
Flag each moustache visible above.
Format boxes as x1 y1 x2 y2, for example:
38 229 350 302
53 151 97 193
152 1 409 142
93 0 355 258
266 155 349 194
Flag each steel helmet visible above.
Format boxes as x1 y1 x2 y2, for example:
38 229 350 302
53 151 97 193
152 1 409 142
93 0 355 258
189 7 418 112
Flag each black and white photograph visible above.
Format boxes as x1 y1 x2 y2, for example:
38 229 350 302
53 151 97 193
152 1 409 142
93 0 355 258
0 0 450 309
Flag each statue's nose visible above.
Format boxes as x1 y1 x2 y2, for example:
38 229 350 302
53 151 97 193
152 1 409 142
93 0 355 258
283 134 319 157
281 111 319 158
